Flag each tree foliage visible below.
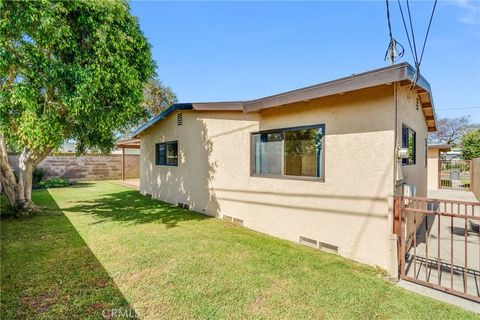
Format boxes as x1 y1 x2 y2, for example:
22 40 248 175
428 116 479 146
142 78 177 119
0 0 155 211
461 129 480 160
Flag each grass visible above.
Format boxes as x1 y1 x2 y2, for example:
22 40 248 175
1 181 476 319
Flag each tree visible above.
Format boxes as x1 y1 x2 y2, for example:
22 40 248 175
461 129 480 160
142 78 177 118
0 0 155 213
428 116 479 146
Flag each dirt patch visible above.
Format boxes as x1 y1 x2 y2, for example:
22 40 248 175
19 288 59 313
248 279 289 314
86 301 110 316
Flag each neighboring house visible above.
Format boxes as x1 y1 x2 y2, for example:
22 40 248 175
427 144 451 190
133 63 436 276
441 148 462 161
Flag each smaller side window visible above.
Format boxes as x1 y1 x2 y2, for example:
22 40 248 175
402 125 416 166
155 141 178 166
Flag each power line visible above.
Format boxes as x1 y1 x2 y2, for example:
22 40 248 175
396 0 438 90
418 0 438 66
397 0 416 65
406 0 419 67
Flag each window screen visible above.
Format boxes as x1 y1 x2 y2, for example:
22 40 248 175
252 125 324 178
155 141 178 166
402 125 416 165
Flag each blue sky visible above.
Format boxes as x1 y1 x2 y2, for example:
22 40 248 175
130 1 480 122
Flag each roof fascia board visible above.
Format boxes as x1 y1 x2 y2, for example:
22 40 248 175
243 63 409 112
192 102 244 111
133 103 193 137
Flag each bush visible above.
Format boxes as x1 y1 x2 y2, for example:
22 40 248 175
32 168 47 187
35 178 71 189
461 128 480 160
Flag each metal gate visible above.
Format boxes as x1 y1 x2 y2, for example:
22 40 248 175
439 160 471 191
396 196 480 302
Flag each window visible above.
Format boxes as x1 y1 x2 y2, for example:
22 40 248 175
252 124 324 179
155 141 178 166
402 125 416 165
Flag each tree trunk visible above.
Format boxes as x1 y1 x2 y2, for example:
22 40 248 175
16 149 36 210
0 134 50 215
0 134 18 209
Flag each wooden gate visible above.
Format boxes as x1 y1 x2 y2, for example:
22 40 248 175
439 160 471 191
396 196 480 302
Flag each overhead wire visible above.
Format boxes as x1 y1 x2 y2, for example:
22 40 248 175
396 0 438 91
397 0 416 66
418 0 438 67
406 0 420 68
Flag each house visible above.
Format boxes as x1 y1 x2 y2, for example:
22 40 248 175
133 63 436 276
427 144 451 190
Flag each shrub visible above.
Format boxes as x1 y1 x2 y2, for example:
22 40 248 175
35 178 71 189
461 128 480 160
32 168 47 187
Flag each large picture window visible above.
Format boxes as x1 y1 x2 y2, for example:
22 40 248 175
155 141 178 166
402 125 416 166
252 125 324 179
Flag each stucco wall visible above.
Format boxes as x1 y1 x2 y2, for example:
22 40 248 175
394 85 429 250
140 85 403 274
395 85 429 197
8 154 140 181
427 148 440 190
472 158 480 201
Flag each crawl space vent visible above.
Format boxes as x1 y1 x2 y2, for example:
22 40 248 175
222 215 233 222
177 202 190 210
319 241 339 254
177 113 183 126
232 218 244 226
299 236 318 248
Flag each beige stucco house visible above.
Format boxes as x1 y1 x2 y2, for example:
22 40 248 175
427 144 451 190
134 63 437 276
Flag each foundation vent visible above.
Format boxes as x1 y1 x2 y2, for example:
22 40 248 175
177 202 190 210
299 236 318 248
319 241 339 254
232 218 244 226
177 113 183 126
222 215 233 222
145 193 152 198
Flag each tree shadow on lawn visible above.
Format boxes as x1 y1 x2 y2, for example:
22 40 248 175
0 189 136 319
63 189 209 228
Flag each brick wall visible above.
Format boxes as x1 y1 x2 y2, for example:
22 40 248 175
7 154 139 181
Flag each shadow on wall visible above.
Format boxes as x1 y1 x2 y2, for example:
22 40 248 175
143 117 221 219
64 190 207 228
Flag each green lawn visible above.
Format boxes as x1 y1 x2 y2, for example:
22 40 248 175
0 181 475 319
